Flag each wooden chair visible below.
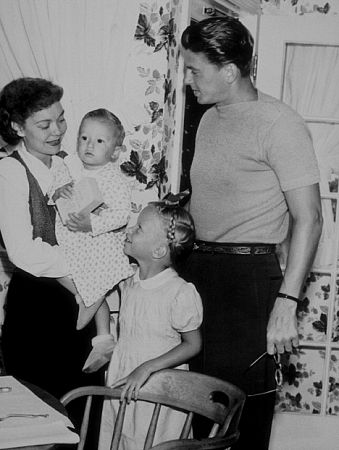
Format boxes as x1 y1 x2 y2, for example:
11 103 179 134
60 368 245 450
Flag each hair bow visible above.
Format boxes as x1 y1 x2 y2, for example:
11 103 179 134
149 189 191 208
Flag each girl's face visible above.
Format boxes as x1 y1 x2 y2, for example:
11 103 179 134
77 118 119 170
14 102 66 166
124 206 166 262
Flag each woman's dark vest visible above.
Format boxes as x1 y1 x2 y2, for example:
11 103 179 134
1 152 57 247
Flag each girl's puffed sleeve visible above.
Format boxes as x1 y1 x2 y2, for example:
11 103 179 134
171 282 203 333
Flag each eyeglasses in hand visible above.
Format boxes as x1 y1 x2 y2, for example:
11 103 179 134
244 351 283 398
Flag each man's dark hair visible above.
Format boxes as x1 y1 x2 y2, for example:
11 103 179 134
181 17 254 77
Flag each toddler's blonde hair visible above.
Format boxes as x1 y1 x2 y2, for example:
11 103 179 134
79 108 125 146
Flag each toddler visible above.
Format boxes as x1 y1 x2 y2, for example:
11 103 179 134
98 203 203 450
51 109 134 371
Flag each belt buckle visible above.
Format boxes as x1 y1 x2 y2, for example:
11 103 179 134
235 246 251 255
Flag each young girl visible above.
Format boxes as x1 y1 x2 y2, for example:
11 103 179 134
51 109 134 371
98 203 203 450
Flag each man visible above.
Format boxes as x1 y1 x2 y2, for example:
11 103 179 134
178 17 322 450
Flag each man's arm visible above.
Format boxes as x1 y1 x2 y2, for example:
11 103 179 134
267 183 323 354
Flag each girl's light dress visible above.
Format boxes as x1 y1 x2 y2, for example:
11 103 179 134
98 267 203 450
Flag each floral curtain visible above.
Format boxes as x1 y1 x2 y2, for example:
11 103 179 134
119 0 188 221
262 0 338 15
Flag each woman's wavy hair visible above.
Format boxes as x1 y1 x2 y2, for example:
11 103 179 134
0 77 64 145
181 17 254 77
79 109 125 146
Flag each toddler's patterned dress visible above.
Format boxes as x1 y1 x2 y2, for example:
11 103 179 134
98 267 203 450
53 156 133 306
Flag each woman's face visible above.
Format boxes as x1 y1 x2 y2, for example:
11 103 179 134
14 102 67 165
182 48 229 105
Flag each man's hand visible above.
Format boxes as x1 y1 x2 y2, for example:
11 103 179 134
267 298 299 355
65 212 92 232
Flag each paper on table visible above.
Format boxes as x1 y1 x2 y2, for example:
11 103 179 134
0 420 79 448
0 376 79 449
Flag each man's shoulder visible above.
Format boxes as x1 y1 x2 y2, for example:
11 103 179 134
199 105 217 126
257 91 303 122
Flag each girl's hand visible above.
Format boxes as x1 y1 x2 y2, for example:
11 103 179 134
65 212 92 232
52 182 74 202
110 362 153 403
109 329 202 403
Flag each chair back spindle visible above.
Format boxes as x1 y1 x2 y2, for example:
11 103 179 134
60 369 246 450
111 398 127 450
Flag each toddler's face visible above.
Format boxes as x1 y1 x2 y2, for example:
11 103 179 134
77 118 120 169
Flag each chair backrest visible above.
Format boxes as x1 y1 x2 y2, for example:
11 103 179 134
60 368 245 450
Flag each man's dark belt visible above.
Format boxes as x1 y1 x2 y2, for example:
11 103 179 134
193 240 276 255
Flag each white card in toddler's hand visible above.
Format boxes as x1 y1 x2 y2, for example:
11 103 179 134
0 376 79 449
56 177 104 224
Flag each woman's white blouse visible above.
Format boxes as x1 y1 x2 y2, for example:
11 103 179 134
0 144 69 277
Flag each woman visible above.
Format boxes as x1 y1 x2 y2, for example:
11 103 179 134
0 77 102 400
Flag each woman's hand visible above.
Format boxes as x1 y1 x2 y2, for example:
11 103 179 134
52 182 74 202
110 362 153 403
65 212 92 232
